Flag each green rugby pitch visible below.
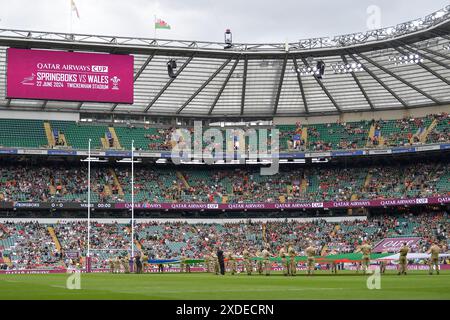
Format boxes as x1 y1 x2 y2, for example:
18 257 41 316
0 271 449 300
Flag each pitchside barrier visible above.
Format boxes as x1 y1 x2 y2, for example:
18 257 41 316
1 264 449 275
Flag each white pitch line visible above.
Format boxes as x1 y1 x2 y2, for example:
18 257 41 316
112 287 346 294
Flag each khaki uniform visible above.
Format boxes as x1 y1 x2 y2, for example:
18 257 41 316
359 244 372 274
279 247 289 276
228 252 237 275
398 245 409 275
262 249 271 275
288 246 297 276
209 254 215 273
109 259 115 273
204 254 211 273
180 255 186 273
121 257 130 273
256 250 263 275
114 257 121 273
211 253 219 275
141 254 148 273
242 250 252 275
305 246 316 275
429 244 440 275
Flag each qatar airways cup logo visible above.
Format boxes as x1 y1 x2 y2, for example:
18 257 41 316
21 73 36 86
111 76 121 90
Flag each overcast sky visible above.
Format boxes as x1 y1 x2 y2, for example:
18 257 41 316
0 0 448 43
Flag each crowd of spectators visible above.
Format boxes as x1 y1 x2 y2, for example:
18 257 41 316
0 161 448 204
144 127 175 151
0 212 447 269
123 113 449 153
0 221 63 270
368 113 449 148
426 112 449 144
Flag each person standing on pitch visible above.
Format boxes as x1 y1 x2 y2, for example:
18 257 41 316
217 248 225 275
379 260 386 274
180 253 186 273
242 249 252 275
279 243 289 276
114 256 121 273
326 248 338 274
379 250 388 274
288 243 297 276
305 244 316 276
204 253 211 273
141 252 148 273
262 245 271 276
428 241 441 275
356 241 372 274
256 249 264 275
331 260 338 274
135 254 142 274
121 255 130 274
211 251 219 275
109 258 115 273
227 251 237 275
208 253 214 273
398 242 410 275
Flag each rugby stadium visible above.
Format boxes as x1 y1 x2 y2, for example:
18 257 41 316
0 2 449 302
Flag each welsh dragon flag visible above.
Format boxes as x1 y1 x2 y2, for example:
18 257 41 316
155 18 171 30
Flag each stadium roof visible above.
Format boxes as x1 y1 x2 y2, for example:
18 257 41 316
0 6 449 118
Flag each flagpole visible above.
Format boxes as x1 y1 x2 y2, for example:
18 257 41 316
154 15 156 38
131 140 135 259
70 0 73 34
87 138 91 270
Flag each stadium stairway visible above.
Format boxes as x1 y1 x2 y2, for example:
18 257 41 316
44 122 55 147
108 127 122 149
109 169 124 196
177 171 190 189
58 133 68 147
100 137 110 149
47 226 62 252
104 185 112 197
420 119 438 143
363 172 372 191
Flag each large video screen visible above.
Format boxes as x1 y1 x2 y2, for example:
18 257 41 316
6 48 134 104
